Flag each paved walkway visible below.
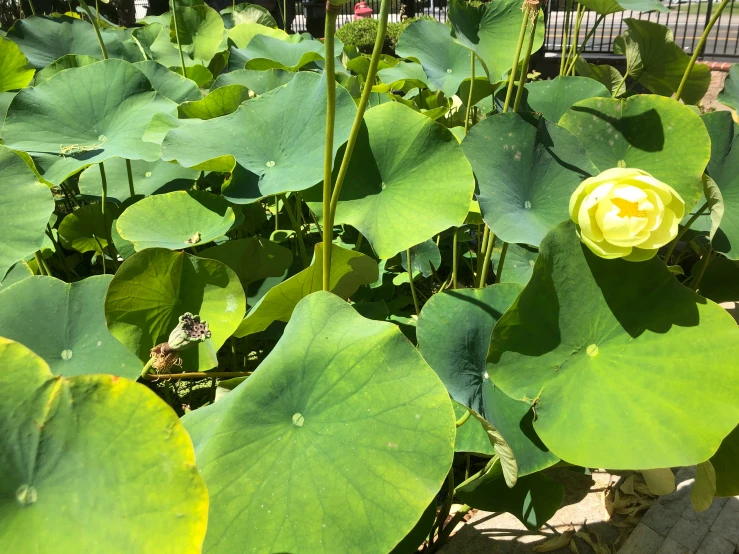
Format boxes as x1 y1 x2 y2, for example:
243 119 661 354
618 467 739 554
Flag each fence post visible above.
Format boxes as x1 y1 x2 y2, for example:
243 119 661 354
700 0 714 57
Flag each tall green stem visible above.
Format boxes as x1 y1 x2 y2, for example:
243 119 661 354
407 248 420 315
676 0 730 101
78 0 108 59
326 0 391 288
464 52 476 134
478 232 495 287
563 4 584 76
664 201 708 262
559 0 571 75
27 0 37 15
321 6 339 292
171 0 188 79
495 241 508 282
95 0 100 25
691 246 713 292
475 226 490 286
513 13 539 113
451 229 458 289
564 14 605 75
34 252 47 275
125 159 136 198
282 194 309 266
502 6 531 113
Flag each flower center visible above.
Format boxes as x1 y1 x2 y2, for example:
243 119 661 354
611 197 645 218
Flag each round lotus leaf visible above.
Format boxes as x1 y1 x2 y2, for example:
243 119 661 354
211 68 294 94
182 291 455 554
5 15 139 70
178 84 250 119
2 59 177 185
578 0 668 14
488 220 739 469
712 425 739 497
33 54 100 85
0 38 34 92
170 0 226 67
105 248 246 371
559 94 709 209
133 60 203 103
492 241 538 286
395 20 485 96
701 111 739 259
199 236 293 291
78 158 200 203
117 190 235 251
161 71 356 200
0 145 55 280
463 113 598 247
307 102 474 259
448 0 544 82
400 239 441 278
58 203 119 254
525 76 610 123
377 61 432 90
613 19 710 106
239 33 343 71
235 244 378 337
221 3 277 28
417 284 558 476
718 65 739 112
0 337 208 552
0 275 142 378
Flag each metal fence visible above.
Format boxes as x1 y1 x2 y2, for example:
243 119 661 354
132 0 738 59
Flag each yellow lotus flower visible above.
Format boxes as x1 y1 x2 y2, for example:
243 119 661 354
569 168 685 262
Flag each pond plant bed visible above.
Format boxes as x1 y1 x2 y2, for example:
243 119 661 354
0 0 738 552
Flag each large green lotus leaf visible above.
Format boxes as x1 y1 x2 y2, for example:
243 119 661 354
34 54 100 85
400 239 441 278
448 0 544 82
182 291 455 554
0 38 34 92
0 146 54 280
0 276 142 378
178 84 250 119
116 190 235 251
574 58 625 96
133 60 203 103
577 0 668 15
161 71 356 199
454 401 494 455
456 458 564 530
493 241 538 286
239 33 343 71
462 112 597 247
377 61 432 90
78 157 200 203
559 94 709 209
211 68 294 94
701 111 739 259
0 338 208 552
132 22 218 70
2 59 177 185
417 285 558 476
1 262 33 289
525 76 610 123
221 3 277 28
712 425 739 497
58 203 118 254
227 22 288 49
5 15 138 69
613 19 710 105
487 220 739 469
199 236 293 293
395 20 485 96
718 65 739 112
235 244 377 337
170 0 226 66
105 248 246 371
306 102 474 259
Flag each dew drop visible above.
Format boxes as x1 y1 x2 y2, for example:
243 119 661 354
292 413 304 427
266 160 276 168
587 344 599 357
145 171 152 178
415 414 420 419
446 68 453 74
617 159 627 168
524 200 532 210
16 484 37 506
61 349 73 361
483 371 489 380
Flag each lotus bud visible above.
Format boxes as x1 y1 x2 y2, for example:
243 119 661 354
167 312 211 352
569 167 685 262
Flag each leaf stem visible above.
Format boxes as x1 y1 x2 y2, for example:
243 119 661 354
321 4 339 292
141 357 155 378
282 194 309 266
452 228 459 289
691 246 713 292
433 504 472 550
34 251 47 276
478 232 495 287
171 0 188 79
564 14 605 76
326 0 391 286
563 4 584 77
675 0 730 102
78 0 108 59
559 0 571 75
495 241 508 282
475 226 490 286
125 159 136 197
464 52 476 134
455 408 471 427
503 5 531 113
27 0 37 15
407 248 420 315
513 12 539 112
664 201 709 263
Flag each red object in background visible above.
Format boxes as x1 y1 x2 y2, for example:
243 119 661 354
354 1 373 19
